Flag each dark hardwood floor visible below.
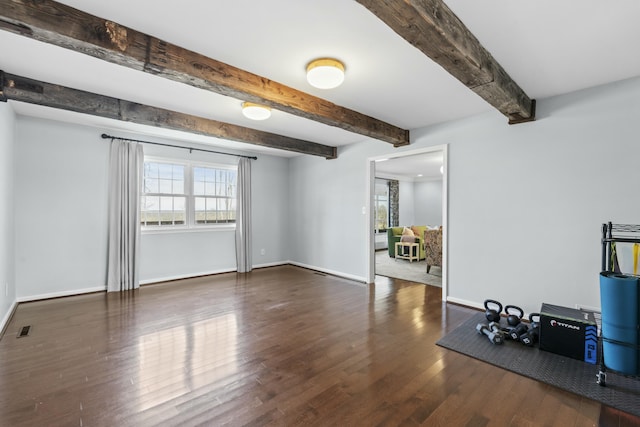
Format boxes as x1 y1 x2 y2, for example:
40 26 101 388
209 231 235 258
0 265 638 426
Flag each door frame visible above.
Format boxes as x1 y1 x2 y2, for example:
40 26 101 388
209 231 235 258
365 144 448 301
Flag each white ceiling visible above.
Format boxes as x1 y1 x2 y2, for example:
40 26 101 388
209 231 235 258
3 0 640 166
375 151 444 181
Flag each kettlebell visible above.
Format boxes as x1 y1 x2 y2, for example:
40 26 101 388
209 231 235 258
484 299 503 323
505 305 524 327
528 312 540 328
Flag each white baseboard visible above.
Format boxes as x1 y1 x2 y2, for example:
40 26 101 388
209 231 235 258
288 261 368 284
446 296 484 311
253 261 288 269
140 262 292 285
14 262 364 303
0 299 18 336
140 268 237 285
17 286 105 303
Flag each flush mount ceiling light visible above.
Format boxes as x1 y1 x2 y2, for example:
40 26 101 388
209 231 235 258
306 58 345 89
242 102 271 120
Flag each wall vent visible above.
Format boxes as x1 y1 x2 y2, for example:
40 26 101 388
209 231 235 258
17 325 31 338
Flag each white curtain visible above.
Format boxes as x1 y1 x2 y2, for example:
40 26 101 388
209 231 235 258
107 140 144 292
235 157 252 273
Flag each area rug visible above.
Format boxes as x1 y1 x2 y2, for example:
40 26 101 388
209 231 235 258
436 313 640 418
375 250 441 287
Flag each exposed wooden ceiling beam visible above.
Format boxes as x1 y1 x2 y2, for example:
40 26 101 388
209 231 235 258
356 0 535 124
0 0 409 146
0 71 337 159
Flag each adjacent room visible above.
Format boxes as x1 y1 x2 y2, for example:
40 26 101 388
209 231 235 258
373 150 444 287
1 0 639 425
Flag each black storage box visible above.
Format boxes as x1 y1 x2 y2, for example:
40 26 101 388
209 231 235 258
539 303 598 364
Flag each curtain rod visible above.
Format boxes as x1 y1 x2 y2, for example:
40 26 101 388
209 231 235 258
101 133 258 160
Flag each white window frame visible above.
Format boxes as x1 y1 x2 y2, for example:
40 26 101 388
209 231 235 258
374 178 389 233
141 156 237 233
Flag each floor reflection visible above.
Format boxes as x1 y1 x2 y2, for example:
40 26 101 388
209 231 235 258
136 313 238 411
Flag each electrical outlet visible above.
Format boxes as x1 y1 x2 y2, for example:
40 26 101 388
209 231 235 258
260 248 266 256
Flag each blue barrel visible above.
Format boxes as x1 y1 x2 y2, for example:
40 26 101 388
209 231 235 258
599 272 639 375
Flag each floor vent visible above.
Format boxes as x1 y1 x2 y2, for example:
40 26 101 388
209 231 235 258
17 325 31 338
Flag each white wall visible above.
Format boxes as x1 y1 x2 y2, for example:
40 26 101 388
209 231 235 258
14 117 290 299
251 153 290 266
398 180 415 226
288 76 640 314
440 77 640 314
288 144 370 281
139 143 290 282
9 76 640 314
414 180 443 226
0 102 16 330
14 117 110 299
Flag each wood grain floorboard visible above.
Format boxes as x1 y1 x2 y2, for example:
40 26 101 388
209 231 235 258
0 265 638 426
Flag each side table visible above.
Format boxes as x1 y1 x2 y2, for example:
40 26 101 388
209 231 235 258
395 241 419 263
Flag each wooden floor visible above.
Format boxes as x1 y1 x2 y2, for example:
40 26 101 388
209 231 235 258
0 266 638 426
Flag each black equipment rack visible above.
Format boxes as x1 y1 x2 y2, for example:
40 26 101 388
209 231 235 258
598 222 640 386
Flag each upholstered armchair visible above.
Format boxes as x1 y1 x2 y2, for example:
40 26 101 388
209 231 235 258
423 228 443 273
387 226 427 259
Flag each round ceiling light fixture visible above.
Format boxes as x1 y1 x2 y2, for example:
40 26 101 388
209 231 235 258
242 102 271 120
306 58 345 89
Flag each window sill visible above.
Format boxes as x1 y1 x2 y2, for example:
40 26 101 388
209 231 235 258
142 225 236 235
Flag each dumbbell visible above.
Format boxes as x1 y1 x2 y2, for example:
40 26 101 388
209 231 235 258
520 313 540 347
476 322 504 345
488 321 503 336
497 323 517 340
488 322 505 344
505 305 524 327
509 322 529 341
484 299 503 323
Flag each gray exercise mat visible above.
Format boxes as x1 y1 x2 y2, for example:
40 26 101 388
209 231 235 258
436 313 640 418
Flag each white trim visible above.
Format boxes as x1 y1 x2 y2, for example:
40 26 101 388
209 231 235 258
366 160 376 284
441 145 448 302
139 268 236 285
142 225 235 235
17 286 105 303
376 172 443 183
11 262 361 306
446 296 484 311
366 144 449 300
288 261 368 284
253 261 289 269
1 300 18 335
143 261 363 285
140 261 289 284
141 157 238 232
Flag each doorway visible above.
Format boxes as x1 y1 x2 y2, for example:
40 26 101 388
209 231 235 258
366 145 448 301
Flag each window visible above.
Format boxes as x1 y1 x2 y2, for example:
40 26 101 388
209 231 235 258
141 159 237 229
141 162 186 226
193 166 237 224
374 178 389 232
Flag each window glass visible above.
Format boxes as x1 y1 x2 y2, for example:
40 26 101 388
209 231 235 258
142 160 237 229
374 179 389 232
